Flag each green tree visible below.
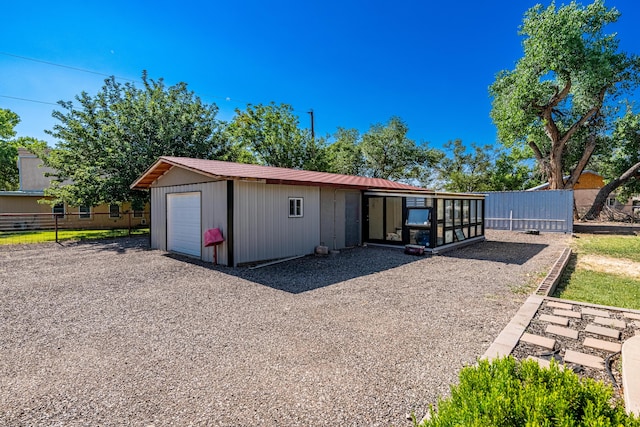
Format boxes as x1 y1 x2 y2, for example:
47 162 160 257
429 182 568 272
490 0 640 192
325 127 365 176
585 107 640 218
226 103 328 171
488 146 541 191
0 109 48 191
43 72 234 207
360 116 442 183
436 139 493 192
0 108 20 190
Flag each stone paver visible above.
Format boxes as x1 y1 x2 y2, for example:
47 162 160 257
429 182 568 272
623 312 640 321
585 324 621 339
553 309 582 319
520 333 556 350
582 307 610 318
564 350 605 369
583 337 622 353
547 301 573 310
483 295 544 360
593 317 626 329
546 324 579 339
539 314 569 326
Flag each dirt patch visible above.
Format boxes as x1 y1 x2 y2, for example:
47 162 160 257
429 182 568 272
578 254 640 280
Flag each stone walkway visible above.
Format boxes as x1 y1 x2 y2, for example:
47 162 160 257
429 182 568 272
512 299 640 375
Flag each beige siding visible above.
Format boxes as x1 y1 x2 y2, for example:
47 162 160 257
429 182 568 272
152 166 219 188
234 182 320 265
151 181 228 264
17 152 56 191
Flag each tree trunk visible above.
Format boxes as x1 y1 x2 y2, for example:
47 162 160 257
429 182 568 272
583 160 640 220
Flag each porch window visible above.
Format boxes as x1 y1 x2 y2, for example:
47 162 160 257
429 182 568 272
109 204 120 218
79 205 91 219
289 198 303 217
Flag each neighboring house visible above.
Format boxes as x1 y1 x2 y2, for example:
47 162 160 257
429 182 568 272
527 170 639 217
131 157 486 267
0 148 148 230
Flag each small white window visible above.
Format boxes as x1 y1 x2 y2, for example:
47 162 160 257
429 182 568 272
79 205 91 219
289 198 303 218
109 204 120 218
607 197 616 207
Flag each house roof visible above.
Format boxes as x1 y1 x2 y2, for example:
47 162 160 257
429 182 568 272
131 157 431 192
526 170 602 191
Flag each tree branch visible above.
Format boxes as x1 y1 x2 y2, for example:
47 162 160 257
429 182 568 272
583 160 640 219
528 140 550 177
566 133 597 188
559 86 608 148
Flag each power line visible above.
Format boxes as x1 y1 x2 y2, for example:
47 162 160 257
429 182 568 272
0 95 58 106
0 52 313 117
0 51 139 83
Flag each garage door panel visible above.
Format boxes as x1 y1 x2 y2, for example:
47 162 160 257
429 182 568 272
167 192 201 257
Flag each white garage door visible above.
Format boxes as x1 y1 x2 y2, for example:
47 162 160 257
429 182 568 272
167 192 201 257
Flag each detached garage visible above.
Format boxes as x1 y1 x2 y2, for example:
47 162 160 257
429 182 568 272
131 157 485 266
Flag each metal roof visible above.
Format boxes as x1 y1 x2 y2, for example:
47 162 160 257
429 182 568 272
131 157 431 192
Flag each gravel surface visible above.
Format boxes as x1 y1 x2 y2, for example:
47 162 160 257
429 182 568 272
0 230 569 426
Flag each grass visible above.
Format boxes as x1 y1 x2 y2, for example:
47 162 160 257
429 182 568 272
552 233 640 310
554 264 640 310
572 234 640 262
0 228 149 245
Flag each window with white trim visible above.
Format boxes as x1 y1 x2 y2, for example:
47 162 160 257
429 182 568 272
79 205 91 219
109 204 120 218
288 197 303 218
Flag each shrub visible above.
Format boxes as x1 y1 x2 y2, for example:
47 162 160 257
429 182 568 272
415 356 639 427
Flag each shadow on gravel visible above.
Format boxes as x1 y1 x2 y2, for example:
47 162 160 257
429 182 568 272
167 246 428 293
62 236 151 253
441 240 547 265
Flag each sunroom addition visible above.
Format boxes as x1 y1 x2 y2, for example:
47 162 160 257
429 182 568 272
363 191 485 251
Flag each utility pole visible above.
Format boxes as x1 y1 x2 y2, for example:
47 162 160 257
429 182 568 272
307 109 315 140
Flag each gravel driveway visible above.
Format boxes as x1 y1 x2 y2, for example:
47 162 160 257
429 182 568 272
0 230 569 426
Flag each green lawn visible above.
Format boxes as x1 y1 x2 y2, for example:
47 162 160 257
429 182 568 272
553 266 640 310
0 228 149 245
552 233 640 310
572 234 640 262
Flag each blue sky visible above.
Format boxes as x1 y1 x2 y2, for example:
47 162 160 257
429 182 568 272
3 0 640 152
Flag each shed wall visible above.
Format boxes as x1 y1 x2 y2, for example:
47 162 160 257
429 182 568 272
234 181 320 264
484 190 573 233
320 188 361 250
151 181 228 264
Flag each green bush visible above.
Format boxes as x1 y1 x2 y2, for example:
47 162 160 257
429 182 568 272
415 357 639 427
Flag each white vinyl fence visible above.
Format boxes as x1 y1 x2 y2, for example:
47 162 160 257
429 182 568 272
483 190 573 233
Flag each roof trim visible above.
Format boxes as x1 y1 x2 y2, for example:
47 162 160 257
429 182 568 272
131 157 428 192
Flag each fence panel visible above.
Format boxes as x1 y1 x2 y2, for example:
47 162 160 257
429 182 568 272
483 190 573 233
0 212 149 244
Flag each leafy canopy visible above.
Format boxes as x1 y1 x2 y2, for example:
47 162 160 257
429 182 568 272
490 0 640 189
359 116 442 183
43 72 235 207
226 102 328 171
